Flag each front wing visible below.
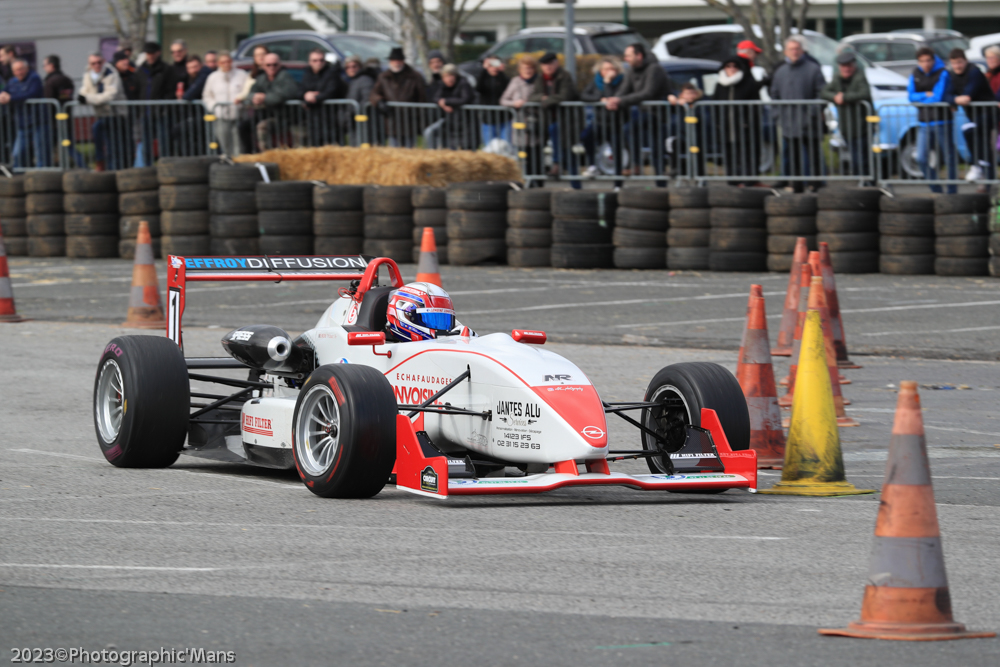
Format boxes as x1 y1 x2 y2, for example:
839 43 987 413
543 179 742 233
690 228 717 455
394 409 757 498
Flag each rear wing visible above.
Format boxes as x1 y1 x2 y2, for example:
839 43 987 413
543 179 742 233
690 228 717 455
165 254 404 348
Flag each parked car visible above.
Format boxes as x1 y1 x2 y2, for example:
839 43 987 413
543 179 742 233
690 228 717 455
233 30 399 82
652 24 909 101
874 96 971 178
966 31 1000 61
841 30 970 77
459 23 650 78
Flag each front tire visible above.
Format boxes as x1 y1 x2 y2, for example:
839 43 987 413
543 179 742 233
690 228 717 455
292 364 397 498
641 362 750 475
93 335 189 468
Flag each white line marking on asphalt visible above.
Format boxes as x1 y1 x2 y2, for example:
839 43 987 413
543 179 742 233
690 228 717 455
465 291 785 317
615 313 782 329
0 489 230 503
842 299 1000 315
0 517 786 540
797 509 822 512
12 277 134 287
862 324 1000 337
847 475 1000 480
0 564 218 571
7 449 300 490
924 424 1000 438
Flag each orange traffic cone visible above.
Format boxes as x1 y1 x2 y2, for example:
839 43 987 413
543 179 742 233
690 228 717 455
809 251 850 387
736 284 763 367
778 262 812 404
415 227 443 287
0 228 25 323
819 242 861 369
122 220 166 329
819 382 995 641
784 276 858 428
736 287 785 468
772 237 809 356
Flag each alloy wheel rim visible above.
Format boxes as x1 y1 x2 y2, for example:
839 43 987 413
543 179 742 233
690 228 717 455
296 385 342 477
96 359 125 443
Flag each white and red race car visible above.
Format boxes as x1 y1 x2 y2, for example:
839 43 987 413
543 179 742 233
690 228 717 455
93 255 757 498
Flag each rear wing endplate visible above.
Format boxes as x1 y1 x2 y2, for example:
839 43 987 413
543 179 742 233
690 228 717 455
165 254 403 348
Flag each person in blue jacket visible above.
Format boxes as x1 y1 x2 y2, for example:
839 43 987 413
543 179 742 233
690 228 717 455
908 47 955 193
946 48 999 182
0 59 48 167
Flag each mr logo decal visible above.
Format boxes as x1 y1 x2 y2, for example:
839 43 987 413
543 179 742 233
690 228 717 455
420 466 439 493
544 374 572 382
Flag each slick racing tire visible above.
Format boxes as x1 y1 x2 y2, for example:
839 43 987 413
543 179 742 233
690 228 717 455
93 335 189 468
641 362 750 476
293 364 397 498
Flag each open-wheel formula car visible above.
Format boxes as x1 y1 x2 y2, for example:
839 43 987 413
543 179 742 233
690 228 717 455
93 255 757 498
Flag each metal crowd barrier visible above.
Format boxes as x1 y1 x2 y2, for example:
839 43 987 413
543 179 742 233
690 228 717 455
0 99 65 170
232 99 362 154
64 100 212 170
691 99 876 185
873 101 1000 192
8 97 999 192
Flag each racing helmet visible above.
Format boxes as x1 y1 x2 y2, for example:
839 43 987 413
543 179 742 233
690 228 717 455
386 282 456 342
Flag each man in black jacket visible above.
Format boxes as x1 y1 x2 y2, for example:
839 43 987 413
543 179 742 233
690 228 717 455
475 56 510 147
605 42 674 181
302 48 345 146
948 48 998 181
167 39 190 96
113 51 140 100
135 42 170 166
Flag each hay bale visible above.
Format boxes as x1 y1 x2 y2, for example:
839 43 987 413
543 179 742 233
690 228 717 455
234 146 522 187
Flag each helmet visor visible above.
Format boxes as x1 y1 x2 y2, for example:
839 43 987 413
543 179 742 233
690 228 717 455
415 309 455 331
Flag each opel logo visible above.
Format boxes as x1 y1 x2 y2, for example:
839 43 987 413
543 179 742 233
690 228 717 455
581 426 605 439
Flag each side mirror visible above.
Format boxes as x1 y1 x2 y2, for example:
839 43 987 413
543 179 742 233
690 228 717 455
348 331 385 346
511 329 546 345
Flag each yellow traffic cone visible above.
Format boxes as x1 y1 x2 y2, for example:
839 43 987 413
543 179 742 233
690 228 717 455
760 291 873 497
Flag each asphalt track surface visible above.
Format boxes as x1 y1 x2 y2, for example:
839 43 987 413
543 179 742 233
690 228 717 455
2 258 1000 666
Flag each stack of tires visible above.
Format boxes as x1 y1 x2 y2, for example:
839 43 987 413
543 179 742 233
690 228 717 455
991 185 1000 277
63 171 118 258
411 187 448 264
25 171 66 257
708 187 770 272
764 194 817 272
666 187 710 270
506 189 552 267
550 190 617 269
117 167 161 259
816 188 881 273
314 184 364 256
158 157 218 257
361 185 413 262
447 182 509 266
0 175 27 256
209 162 278 256
256 181 314 255
613 187 669 269
878 195 935 275
934 193 989 277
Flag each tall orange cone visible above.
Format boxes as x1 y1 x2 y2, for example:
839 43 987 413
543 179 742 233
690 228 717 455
819 382 995 640
736 287 785 468
0 228 25 322
772 237 809 356
736 284 763 367
809 251 850 387
778 262 812 403
819 242 861 369
414 227 443 287
122 220 166 329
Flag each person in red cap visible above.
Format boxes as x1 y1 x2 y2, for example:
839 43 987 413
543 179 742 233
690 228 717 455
737 40 762 69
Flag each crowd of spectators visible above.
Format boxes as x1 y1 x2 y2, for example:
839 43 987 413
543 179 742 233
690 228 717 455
1 34 999 185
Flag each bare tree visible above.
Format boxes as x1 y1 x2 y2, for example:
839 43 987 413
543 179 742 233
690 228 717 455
105 0 154 53
390 0 489 79
702 0 810 71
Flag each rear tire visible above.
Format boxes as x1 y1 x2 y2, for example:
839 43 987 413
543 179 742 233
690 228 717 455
93 336 189 468
641 362 750 475
293 364 397 498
